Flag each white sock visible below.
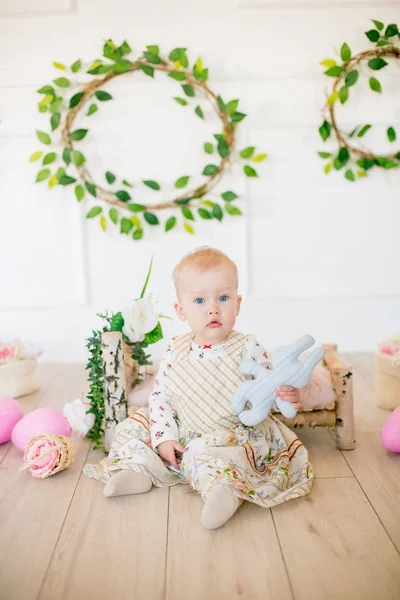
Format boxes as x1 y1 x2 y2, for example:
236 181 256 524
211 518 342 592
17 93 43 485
103 470 152 497
201 484 243 530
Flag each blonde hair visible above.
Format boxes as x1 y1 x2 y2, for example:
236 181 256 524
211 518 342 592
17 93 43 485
173 246 238 296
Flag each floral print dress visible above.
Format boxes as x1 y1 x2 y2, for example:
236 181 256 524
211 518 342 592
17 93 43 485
83 330 314 507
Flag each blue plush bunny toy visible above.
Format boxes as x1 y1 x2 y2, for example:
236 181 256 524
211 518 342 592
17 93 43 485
232 335 325 427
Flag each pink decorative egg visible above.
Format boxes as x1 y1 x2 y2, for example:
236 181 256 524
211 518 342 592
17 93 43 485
11 407 72 451
381 406 400 453
0 396 23 444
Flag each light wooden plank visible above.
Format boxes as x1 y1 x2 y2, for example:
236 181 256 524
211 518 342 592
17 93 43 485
0 364 59 464
39 449 169 600
343 431 400 552
296 428 352 478
166 484 293 600
272 478 400 600
0 365 90 600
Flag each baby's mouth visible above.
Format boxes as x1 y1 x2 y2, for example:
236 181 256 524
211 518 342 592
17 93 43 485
207 319 222 328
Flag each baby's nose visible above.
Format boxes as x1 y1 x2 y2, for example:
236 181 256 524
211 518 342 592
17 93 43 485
209 305 220 314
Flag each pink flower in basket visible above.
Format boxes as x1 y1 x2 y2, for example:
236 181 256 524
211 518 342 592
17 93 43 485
21 434 75 479
378 342 400 357
0 344 17 362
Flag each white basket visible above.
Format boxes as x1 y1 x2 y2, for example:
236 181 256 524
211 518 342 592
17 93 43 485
375 352 400 410
0 358 39 398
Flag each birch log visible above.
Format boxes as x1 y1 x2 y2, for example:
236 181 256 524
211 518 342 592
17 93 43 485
102 332 128 451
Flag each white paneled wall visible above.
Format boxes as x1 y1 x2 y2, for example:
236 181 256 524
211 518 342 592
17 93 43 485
0 0 399 361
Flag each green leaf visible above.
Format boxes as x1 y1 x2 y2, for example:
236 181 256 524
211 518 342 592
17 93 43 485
184 222 195 235
204 142 214 154
212 204 223 221
53 61 66 70
71 129 88 141
203 164 219 176
356 158 376 171
358 124 372 138
168 71 186 81
340 43 351 61
328 91 339 105
69 92 85 108
36 130 51 145
385 23 398 37
111 312 124 332
345 169 355 182
195 106 204 119
174 97 187 106
182 84 195 97
73 150 85 166
338 147 350 165
59 175 76 185
320 59 336 68
62 147 71 165
345 70 358 87
141 64 154 78
144 51 161 64
253 153 267 163
169 47 187 62
369 77 382 93
75 184 85 201
165 216 177 232
175 176 190 188
365 29 380 42
339 86 349 104
372 19 384 31
143 180 160 191
217 95 226 112
368 58 388 70
198 208 212 219
146 45 159 56
87 103 98 116
39 94 54 108
86 206 102 219
333 157 343 170
71 59 81 73
319 120 331 142
56 167 66 179
133 228 144 240
50 112 60 131
376 157 398 169
123 179 133 188
53 77 70 88
317 152 332 159
29 151 42 162
244 165 258 177
144 212 159 225
225 204 242 216
85 181 97 197
109 208 118 224
95 90 112 102
116 190 131 202
324 163 332 174
324 66 343 77
226 99 239 114
217 139 229 158
127 203 146 212
120 218 133 234
143 322 163 345
37 85 55 95
240 146 255 159
50 97 62 113
231 112 246 123
100 216 107 231
112 60 132 74
106 171 116 184
42 152 56 165
387 127 396 142
182 206 194 221
36 168 51 182
221 191 238 202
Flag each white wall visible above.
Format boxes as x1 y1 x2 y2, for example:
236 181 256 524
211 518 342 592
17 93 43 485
1 0 399 362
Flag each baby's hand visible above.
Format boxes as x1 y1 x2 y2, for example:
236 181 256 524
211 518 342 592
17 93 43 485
157 440 187 470
275 386 302 411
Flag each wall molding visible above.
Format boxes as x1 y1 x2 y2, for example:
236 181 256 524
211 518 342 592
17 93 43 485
0 0 76 18
238 1 399 9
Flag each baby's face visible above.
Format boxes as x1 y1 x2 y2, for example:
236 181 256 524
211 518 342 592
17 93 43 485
174 266 242 345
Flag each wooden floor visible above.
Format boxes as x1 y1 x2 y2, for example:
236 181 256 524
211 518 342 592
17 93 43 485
1 355 400 600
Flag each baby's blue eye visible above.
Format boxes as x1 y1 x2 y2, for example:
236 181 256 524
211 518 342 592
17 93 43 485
195 297 205 304
219 295 229 302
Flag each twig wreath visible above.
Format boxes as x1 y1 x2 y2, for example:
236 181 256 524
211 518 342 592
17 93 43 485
318 19 400 181
30 40 266 239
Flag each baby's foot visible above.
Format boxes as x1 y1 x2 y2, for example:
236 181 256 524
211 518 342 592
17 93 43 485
103 470 152 497
201 484 243 530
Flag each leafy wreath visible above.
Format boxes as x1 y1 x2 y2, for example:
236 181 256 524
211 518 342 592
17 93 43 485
30 40 266 239
318 19 400 181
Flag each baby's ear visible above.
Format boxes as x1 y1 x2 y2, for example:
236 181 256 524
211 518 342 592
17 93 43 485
236 295 242 315
174 302 186 321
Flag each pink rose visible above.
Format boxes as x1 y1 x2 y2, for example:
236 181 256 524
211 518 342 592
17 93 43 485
24 436 61 478
379 342 400 357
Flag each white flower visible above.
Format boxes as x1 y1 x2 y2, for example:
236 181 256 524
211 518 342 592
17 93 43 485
122 297 159 343
63 399 95 436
